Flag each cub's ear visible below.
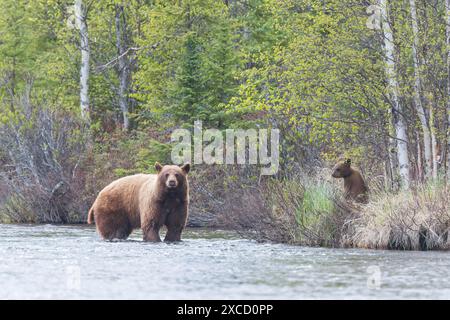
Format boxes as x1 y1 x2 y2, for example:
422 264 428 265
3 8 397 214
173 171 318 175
155 162 163 173
180 163 190 174
344 159 351 166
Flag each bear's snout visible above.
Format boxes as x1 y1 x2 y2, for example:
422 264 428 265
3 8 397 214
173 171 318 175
168 180 177 188
166 174 179 189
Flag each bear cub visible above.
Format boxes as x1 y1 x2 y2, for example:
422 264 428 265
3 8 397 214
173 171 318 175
331 159 368 203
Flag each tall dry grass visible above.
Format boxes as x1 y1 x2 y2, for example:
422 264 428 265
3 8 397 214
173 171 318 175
352 179 450 250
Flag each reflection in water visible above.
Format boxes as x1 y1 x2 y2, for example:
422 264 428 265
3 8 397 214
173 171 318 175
0 224 450 299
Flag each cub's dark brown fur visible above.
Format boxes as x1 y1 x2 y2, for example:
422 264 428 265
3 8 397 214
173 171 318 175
87 162 190 242
331 159 368 203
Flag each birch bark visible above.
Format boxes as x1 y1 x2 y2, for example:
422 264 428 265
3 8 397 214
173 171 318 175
380 0 410 188
115 4 130 131
75 0 90 123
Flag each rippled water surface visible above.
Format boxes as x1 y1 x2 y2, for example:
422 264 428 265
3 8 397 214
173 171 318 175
1 224 450 299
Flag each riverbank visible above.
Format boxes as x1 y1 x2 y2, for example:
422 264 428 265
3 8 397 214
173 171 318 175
225 175 450 251
351 180 450 250
1 163 448 251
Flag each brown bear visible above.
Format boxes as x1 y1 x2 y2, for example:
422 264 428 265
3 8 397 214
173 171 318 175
331 159 368 203
87 162 190 242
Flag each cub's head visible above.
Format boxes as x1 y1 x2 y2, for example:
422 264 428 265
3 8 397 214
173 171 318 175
155 162 190 191
331 159 352 178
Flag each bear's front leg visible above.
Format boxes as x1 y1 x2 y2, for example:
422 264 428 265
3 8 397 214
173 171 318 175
142 220 162 242
143 228 161 242
164 203 188 242
164 227 183 242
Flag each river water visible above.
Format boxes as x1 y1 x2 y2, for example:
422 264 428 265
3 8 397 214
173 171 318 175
1 224 450 299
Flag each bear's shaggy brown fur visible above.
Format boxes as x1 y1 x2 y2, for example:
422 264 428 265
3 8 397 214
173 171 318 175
87 162 190 242
331 159 368 203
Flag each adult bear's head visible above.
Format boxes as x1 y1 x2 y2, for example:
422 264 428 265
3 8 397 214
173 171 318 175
155 162 190 194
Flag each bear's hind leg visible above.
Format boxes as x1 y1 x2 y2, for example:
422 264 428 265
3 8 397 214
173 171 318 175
96 210 133 241
99 223 132 241
111 225 133 240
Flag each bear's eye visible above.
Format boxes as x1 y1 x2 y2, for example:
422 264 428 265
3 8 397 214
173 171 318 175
175 173 179 178
165 173 169 178
336 169 340 171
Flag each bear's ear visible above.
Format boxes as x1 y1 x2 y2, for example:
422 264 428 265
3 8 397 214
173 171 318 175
155 162 163 173
344 159 351 166
180 163 190 174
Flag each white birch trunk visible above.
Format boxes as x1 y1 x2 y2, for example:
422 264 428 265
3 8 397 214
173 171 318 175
115 4 130 131
409 0 432 179
75 0 90 123
380 0 410 189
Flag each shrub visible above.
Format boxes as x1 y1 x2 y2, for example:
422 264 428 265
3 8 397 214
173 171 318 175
0 92 89 223
224 172 357 246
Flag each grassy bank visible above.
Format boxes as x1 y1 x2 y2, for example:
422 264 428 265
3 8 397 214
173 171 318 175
228 174 450 251
352 179 450 250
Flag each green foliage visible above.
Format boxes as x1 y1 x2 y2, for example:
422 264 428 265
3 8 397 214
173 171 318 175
257 176 348 246
133 139 172 173
2 0 446 177
1 0 449 220
133 0 239 128
297 183 335 227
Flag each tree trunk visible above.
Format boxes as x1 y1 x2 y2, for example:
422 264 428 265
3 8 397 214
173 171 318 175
446 0 450 181
416 131 423 181
387 108 400 190
380 0 410 189
75 0 90 124
409 0 432 179
115 4 130 131
429 101 438 179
